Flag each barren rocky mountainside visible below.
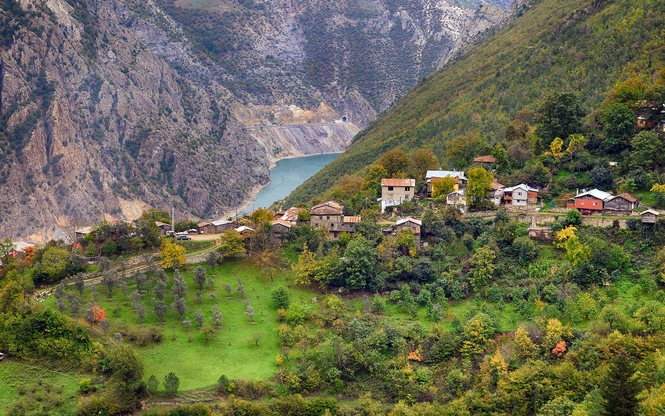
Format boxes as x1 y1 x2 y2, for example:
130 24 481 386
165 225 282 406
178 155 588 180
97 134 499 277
0 0 512 241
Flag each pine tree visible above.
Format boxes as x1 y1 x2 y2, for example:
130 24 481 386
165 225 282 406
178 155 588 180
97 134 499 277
600 353 641 416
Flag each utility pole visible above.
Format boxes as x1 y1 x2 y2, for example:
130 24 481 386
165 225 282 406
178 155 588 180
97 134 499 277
171 206 175 234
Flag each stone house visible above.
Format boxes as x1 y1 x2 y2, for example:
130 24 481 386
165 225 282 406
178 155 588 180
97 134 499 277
446 189 466 207
310 200 361 239
380 178 416 213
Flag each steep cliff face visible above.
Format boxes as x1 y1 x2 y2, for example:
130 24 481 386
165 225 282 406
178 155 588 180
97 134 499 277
140 0 510 127
0 0 511 241
0 0 269 241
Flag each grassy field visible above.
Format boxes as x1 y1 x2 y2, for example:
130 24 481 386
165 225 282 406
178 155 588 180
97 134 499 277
46 259 317 391
0 360 82 415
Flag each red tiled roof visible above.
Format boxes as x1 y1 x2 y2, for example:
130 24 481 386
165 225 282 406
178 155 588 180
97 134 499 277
490 182 505 190
474 155 496 163
381 178 416 187
343 216 362 223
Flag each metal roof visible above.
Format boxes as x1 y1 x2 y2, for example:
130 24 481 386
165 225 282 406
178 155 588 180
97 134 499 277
574 189 613 201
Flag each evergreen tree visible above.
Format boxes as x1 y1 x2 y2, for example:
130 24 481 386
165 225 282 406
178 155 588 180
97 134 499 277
600 354 641 416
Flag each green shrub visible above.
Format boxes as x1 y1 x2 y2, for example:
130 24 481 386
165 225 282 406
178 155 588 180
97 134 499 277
285 303 308 326
101 240 117 257
218 374 230 393
271 286 290 309
78 378 92 394
164 372 180 395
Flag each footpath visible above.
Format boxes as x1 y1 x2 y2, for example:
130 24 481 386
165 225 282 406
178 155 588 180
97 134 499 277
35 242 220 301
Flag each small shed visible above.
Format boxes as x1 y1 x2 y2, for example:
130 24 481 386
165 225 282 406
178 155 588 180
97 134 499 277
235 225 255 237
154 221 172 235
640 209 659 224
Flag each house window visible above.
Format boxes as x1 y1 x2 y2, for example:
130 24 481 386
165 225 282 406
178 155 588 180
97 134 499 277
593 202 597 206
331 223 334 228
405 187 410 191
327 216 330 220
580 201 584 205
388 186 394 191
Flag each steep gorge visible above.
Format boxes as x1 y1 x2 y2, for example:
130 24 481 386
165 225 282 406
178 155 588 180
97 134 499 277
0 0 512 241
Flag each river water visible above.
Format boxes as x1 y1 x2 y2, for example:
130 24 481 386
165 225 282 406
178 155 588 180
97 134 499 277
240 153 340 214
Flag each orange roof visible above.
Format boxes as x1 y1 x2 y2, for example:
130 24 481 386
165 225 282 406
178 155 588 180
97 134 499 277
490 182 505 190
198 221 211 227
381 178 416 187
474 155 496 163
343 216 362 223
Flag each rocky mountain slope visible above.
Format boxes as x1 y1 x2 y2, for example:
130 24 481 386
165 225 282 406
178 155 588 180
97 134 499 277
0 0 511 241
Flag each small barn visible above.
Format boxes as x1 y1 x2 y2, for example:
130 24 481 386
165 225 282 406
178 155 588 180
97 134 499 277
604 193 639 213
198 222 216 234
212 220 236 233
641 209 659 224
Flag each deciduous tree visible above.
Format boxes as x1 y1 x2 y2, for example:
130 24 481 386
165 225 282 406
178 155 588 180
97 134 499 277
466 167 493 209
378 149 410 177
468 246 496 292
431 177 456 198
160 239 186 269
219 230 246 258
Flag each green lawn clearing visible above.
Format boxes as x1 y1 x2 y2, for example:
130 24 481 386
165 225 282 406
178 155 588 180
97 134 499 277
0 360 82 415
46 259 316 392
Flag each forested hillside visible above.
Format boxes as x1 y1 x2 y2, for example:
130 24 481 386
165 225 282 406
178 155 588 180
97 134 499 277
285 0 665 206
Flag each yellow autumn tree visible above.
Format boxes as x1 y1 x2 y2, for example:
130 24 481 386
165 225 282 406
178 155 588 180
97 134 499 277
160 239 186 269
566 134 587 153
431 176 457 198
550 137 564 158
292 244 317 286
555 226 590 266
514 325 537 359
